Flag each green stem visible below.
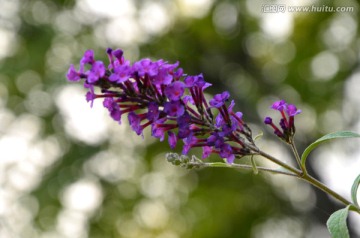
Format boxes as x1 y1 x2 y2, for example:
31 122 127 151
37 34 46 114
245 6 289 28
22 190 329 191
301 174 360 214
258 150 360 214
197 162 298 177
257 150 303 176
289 141 306 174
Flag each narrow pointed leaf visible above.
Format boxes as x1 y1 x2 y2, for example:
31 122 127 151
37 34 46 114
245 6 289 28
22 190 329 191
326 206 350 238
301 131 360 167
351 174 360 207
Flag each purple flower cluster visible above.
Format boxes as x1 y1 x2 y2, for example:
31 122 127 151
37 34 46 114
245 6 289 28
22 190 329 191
67 48 258 163
264 100 301 143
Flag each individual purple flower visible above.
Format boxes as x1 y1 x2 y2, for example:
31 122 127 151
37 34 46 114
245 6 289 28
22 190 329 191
109 63 131 83
159 60 179 79
177 113 191 128
87 61 106 83
215 113 224 128
176 113 192 139
153 67 173 85
168 131 177 149
103 97 122 123
230 112 244 130
286 104 301 131
209 91 230 108
184 74 201 88
286 104 301 116
207 132 225 148
219 143 235 164
147 102 160 121
219 123 236 137
164 101 185 117
151 122 166 141
151 119 177 141
80 49 95 70
173 67 184 80
112 48 124 62
67 64 81 81
86 91 97 108
202 146 213 159
128 112 143 136
182 134 198 154
182 95 194 105
271 100 287 111
164 81 185 101
133 58 158 77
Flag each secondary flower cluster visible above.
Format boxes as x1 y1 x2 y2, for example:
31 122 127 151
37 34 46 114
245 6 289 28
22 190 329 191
67 48 259 163
264 100 301 143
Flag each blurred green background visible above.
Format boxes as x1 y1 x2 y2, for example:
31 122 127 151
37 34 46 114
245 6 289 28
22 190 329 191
1 0 360 237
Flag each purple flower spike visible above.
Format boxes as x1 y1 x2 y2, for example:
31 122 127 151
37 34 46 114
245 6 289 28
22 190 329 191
164 81 185 101
67 48 260 164
209 91 230 108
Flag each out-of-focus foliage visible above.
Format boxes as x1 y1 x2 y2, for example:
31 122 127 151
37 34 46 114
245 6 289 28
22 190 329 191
0 0 359 237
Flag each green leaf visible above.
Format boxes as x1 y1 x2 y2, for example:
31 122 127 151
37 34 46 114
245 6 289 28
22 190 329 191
351 174 360 208
327 206 350 238
301 131 360 167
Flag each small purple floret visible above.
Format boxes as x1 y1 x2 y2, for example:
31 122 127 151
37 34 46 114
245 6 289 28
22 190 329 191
103 97 122 123
109 63 131 83
147 102 160 121
164 81 185 101
264 117 272 125
202 146 212 159
66 64 81 81
209 91 230 108
164 101 185 117
128 112 143 136
168 131 177 149
87 61 106 83
271 100 287 111
286 104 301 116
80 49 95 66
